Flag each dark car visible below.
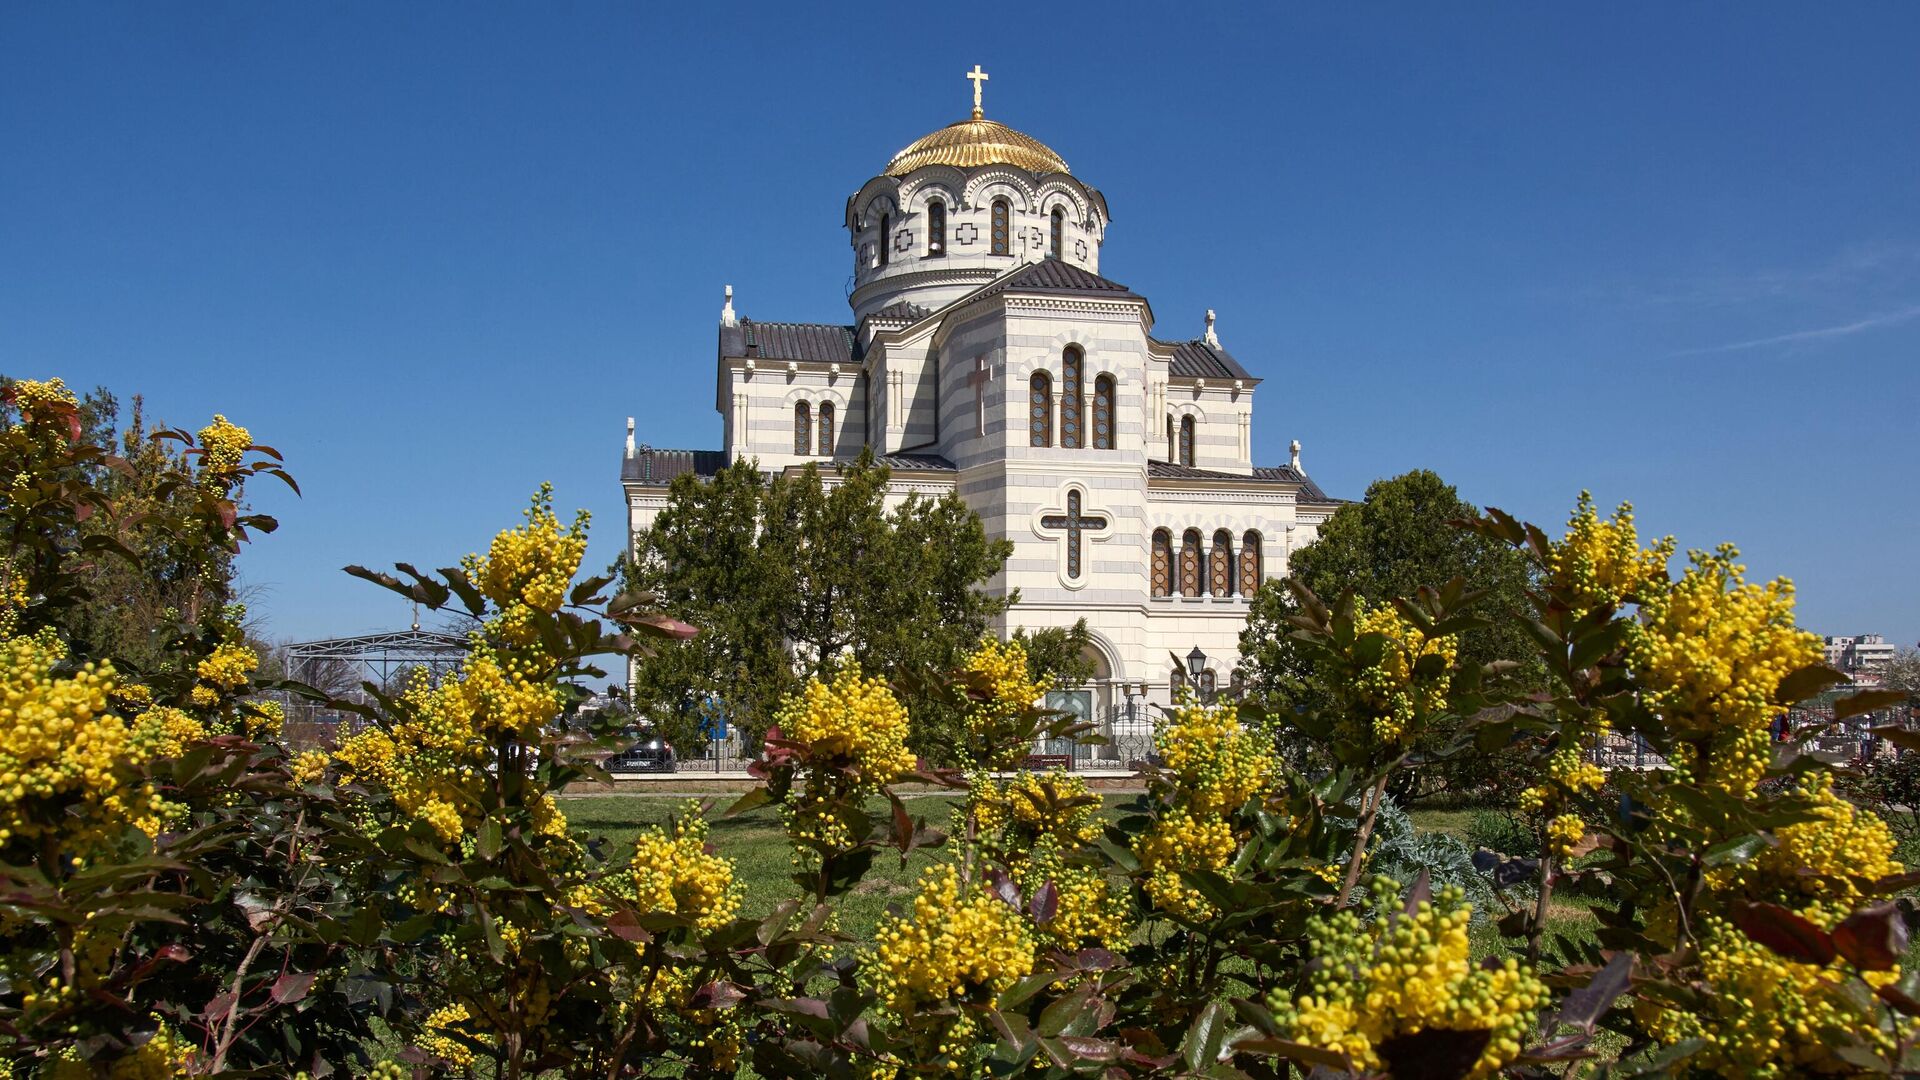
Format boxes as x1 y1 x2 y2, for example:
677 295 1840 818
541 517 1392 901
605 726 676 773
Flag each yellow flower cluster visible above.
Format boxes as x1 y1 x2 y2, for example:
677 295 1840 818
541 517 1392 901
196 414 250 478
461 484 590 645
1518 743 1608 850
196 642 258 690
777 663 916 785
972 769 1102 849
1270 878 1547 1079
1549 493 1674 610
1629 546 1819 744
621 963 746 1071
1134 806 1236 920
1346 600 1459 747
290 748 329 785
864 863 1036 1069
241 698 283 739
961 636 1048 760
1011 847 1132 951
9 376 80 416
40 1023 195 1079
419 1002 479 1068
1714 772 1903 928
131 706 207 758
0 630 173 852
1638 915 1906 1077
627 808 741 933
1545 813 1585 857
1155 697 1274 816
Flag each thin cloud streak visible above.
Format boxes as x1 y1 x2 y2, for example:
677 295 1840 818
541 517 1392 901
1668 303 1920 357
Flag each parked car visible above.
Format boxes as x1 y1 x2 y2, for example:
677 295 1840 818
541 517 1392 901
605 726 676 773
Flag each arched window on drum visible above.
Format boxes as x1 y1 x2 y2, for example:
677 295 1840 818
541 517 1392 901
794 401 812 456
1239 531 1263 596
991 198 1011 255
1050 206 1065 258
818 402 835 457
926 198 946 257
1179 415 1196 467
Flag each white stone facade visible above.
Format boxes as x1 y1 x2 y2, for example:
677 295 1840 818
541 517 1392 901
623 97 1342 749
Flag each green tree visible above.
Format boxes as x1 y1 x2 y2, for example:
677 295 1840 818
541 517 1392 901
1010 619 1098 689
624 451 1014 759
1238 469 1539 799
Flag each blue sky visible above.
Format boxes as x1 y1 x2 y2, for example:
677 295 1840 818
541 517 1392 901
3 3 1916 646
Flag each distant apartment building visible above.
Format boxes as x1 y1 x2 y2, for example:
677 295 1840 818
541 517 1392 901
1824 634 1897 681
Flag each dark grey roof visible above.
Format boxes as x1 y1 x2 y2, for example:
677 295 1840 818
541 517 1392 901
621 448 729 484
1149 460 1340 504
969 259 1143 304
720 319 856 363
1163 339 1255 381
830 451 956 472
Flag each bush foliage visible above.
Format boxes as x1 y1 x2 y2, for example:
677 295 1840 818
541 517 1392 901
2 380 1916 1078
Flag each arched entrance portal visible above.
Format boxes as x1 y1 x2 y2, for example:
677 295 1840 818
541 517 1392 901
1038 632 1140 767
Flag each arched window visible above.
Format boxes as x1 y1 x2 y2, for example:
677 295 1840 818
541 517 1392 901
794 401 812 455
1179 415 1196 467
1179 529 1202 597
1060 347 1084 449
1210 529 1234 597
877 213 890 266
1092 375 1115 450
818 402 835 457
991 198 1011 255
1029 371 1052 447
1050 207 1065 258
1150 528 1172 598
1239 531 1263 596
927 199 946 256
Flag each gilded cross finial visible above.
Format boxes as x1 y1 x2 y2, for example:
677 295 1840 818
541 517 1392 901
966 64 989 119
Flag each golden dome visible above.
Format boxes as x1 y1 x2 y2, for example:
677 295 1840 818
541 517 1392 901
884 117 1069 177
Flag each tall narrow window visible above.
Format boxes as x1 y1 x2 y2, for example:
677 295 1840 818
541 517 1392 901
1093 375 1115 450
794 401 812 455
877 213 890 267
1166 416 1175 460
927 199 946 256
1179 529 1202 597
1210 530 1234 597
991 198 1011 255
1060 347 1084 449
1239 531 1263 596
1029 372 1052 447
1179 416 1196 467
818 402 835 457
1050 207 1065 258
1151 529 1172 598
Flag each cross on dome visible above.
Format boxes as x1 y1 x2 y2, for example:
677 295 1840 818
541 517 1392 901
967 65 989 119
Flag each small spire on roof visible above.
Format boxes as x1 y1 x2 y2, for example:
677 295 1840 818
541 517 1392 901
625 417 636 459
721 284 737 328
1290 439 1302 471
1204 309 1219 347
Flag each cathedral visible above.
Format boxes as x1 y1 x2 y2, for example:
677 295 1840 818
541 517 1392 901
623 69 1340 756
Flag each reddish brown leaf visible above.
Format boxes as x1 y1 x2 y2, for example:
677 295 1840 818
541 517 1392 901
1729 900 1837 965
1833 904 1907 972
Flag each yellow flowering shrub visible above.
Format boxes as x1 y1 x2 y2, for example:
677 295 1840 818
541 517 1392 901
626 808 742 933
1550 493 1674 610
460 484 589 647
1345 600 1459 747
39 1022 195 1079
0 630 174 852
131 706 207 759
1637 916 1906 1078
863 864 1036 1070
1270 878 1547 1079
973 769 1102 849
1134 806 1237 920
1629 546 1819 747
1155 697 1273 816
776 663 915 784
419 1002 479 1068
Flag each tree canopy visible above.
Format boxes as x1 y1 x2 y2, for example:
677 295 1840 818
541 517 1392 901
1238 469 1539 797
622 452 1016 758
